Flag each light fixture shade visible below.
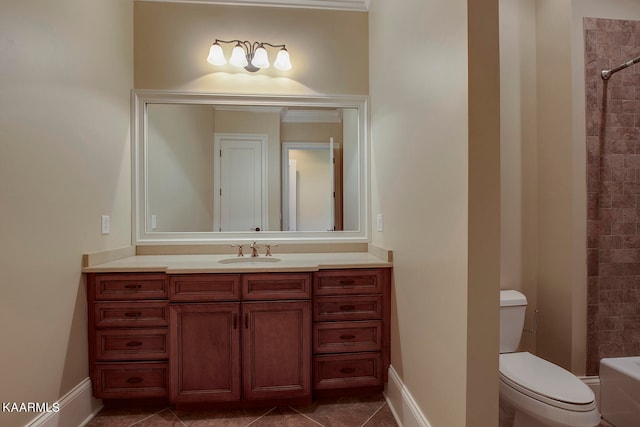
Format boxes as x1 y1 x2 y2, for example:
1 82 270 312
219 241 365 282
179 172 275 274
251 46 270 69
207 43 226 66
274 48 292 71
229 45 248 68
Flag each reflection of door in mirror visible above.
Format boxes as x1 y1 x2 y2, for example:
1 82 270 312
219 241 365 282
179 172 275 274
282 141 343 231
214 134 267 232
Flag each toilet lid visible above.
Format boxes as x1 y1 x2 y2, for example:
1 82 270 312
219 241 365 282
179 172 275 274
499 352 594 406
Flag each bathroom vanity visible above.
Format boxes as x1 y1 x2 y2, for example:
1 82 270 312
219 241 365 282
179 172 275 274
84 252 391 407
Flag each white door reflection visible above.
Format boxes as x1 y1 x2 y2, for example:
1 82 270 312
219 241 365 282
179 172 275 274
282 141 340 231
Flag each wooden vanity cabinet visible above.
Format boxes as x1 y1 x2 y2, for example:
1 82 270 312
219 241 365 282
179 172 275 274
169 273 311 404
312 269 391 393
87 273 170 399
87 267 390 403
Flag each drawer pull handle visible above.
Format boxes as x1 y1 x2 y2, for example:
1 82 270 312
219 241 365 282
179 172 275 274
340 367 356 374
124 312 142 317
340 334 356 340
126 377 143 384
126 341 143 347
339 280 355 286
124 284 142 289
340 305 356 311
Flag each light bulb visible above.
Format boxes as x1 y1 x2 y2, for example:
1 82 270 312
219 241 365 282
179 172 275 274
274 48 292 71
229 45 248 68
251 46 270 69
206 43 226 66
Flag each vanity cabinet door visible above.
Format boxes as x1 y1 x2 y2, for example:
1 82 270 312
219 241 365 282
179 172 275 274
170 303 241 402
242 301 311 400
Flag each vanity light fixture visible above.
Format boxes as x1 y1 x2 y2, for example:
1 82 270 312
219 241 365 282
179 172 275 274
207 39 292 72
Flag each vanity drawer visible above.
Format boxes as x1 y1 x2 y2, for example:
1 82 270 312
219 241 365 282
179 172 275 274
313 353 383 389
92 274 168 301
170 274 241 302
242 273 311 300
94 362 169 398
95 329 169 361
313 270 384 296
314 321 382 354
94 302 169 328
313 296 382 321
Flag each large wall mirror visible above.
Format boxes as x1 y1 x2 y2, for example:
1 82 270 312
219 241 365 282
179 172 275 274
133 91 369 244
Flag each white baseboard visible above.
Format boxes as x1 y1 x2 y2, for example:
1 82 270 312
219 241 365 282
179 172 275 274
385 365 432 427
26 378 102 427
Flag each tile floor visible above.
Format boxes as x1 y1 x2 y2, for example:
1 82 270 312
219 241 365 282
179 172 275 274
86 394 398 427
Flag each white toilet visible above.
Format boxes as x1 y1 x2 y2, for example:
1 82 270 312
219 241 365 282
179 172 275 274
499 290 601 427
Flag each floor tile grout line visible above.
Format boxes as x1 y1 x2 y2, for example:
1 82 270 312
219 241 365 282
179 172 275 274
167 407 189 427
244 406 277 426
359 402 387 427
288 405 326 426
127 406 172 427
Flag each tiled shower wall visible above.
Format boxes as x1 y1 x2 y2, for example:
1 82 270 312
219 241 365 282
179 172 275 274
585 17 640 374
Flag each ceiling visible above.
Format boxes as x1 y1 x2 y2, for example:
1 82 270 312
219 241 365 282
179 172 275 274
138 0 370 11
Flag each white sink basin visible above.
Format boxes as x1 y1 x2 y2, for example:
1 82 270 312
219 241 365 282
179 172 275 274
218 257 281 264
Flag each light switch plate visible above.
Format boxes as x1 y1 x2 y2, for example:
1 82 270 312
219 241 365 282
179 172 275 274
101 215 110 235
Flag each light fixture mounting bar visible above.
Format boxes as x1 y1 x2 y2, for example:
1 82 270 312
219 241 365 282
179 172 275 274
207 39 291 72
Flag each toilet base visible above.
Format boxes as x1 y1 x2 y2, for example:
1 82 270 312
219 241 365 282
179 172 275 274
514 410 548 427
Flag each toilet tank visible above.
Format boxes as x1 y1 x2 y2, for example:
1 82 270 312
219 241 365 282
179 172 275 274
500 290 527 353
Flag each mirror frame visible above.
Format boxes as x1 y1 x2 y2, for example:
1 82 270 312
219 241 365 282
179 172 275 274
132 90 370 244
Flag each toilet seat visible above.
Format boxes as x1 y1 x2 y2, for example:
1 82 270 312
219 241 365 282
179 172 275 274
499 352 596 412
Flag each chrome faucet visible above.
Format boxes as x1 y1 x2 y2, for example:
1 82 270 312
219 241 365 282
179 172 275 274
250 241 259 257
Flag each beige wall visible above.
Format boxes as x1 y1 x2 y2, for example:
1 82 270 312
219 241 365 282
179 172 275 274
499 0 640 374
0 0 133 425
369 0 500 425
467 0 501 424
134 1 368 95
148 104 215 232
536 0 577 374
499 0 538 354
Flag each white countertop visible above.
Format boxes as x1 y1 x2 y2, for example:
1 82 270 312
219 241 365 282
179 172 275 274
82 252 392 274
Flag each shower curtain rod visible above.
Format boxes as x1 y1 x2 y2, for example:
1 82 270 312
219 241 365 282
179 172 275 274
601 54 640 80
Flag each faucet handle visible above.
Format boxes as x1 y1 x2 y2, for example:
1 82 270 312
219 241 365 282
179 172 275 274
231 244 244 257
264 244 279 256
250 241 259 257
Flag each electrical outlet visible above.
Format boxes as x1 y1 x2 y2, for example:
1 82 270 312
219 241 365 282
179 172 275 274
101 215 110 235
376 214 383 232
151 214 157 230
